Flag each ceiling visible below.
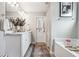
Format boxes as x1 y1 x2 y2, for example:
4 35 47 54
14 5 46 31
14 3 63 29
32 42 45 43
6 2 50 13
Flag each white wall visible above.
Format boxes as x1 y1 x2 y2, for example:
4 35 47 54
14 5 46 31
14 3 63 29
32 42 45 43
53 2 77 40
46 2 59 51
50 2 59 51
45 4 50 47
0 2 5 16
77 3 79 38
46 2 77 52
0 2 5 30
6 11 21 18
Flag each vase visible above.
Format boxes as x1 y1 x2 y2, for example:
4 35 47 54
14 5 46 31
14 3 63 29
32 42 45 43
14 26 20 32
14 26 18 32
20 26 23 32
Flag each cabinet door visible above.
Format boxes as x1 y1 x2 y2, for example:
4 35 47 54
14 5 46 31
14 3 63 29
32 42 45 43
21 34 28 56
0 31 5 57
5 35 21 57
21 32 31 56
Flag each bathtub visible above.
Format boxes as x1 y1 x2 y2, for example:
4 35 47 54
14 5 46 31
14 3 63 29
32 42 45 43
54 38 79 57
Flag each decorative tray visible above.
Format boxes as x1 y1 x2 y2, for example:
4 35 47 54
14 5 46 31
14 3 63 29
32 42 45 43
66 46 79 51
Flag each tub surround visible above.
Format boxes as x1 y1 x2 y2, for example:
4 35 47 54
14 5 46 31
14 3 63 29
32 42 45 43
55 40 79 57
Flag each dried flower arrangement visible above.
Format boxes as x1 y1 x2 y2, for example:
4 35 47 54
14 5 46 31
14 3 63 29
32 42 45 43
9 17 25 26
9 17 26 32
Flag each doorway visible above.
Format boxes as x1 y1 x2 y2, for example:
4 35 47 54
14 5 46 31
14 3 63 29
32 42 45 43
36 16 46 43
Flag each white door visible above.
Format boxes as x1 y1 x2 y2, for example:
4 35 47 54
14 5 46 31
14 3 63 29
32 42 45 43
36 16 46 43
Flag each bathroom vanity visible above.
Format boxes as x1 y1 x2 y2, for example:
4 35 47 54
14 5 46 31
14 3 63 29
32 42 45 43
5 31 31 57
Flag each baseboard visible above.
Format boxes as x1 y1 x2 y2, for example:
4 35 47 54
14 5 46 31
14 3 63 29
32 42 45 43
46 45 55 57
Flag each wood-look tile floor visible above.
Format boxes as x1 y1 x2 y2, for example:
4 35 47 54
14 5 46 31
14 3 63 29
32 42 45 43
31 43 53 57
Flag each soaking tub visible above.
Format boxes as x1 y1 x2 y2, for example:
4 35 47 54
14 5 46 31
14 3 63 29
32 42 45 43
54 38 79 57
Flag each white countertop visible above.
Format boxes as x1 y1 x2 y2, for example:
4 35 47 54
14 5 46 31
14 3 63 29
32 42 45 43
5 31 31 35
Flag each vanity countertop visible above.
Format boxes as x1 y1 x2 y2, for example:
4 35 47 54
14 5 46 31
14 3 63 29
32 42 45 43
5 31 31 35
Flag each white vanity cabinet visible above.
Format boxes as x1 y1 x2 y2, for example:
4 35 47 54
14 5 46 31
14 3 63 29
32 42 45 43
21 32 31 56
0 31 6 57
5 32 31 57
